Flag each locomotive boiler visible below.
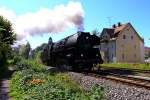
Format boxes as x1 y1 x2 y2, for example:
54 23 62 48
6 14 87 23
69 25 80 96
42 31 103 71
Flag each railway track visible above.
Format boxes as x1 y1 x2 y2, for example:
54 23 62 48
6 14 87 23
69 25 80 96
47 66 150 89
83 71 150 90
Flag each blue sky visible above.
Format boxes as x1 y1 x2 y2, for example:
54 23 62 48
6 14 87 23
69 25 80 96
0 0 150 48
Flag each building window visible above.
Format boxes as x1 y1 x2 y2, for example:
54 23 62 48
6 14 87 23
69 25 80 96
134 45 136 49
123 35 126 39
134 54 136 58
131 36 133 39
104 35 107 39
112 54 113 59
122 54 124 60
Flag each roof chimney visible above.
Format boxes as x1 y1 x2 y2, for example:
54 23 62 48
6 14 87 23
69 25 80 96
112 24 116 28
118 22 121 27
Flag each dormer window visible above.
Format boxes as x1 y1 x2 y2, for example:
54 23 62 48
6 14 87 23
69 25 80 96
103 35 107 39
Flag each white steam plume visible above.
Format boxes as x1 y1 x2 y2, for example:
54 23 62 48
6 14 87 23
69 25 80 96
0 1 84 41
0 7 16 22
14 1 84 40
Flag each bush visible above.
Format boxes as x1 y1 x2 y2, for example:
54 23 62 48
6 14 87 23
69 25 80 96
91 84 105 100
10 59 105 99
0 63 8 77
15 59 46 72
10 69 105 100
13 55 23 65
0 57 9 77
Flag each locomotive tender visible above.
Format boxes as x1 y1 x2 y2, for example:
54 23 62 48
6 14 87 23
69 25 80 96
42 31 103 71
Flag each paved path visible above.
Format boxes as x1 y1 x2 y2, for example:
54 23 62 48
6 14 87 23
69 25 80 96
0 69 13 100
0 78 11 100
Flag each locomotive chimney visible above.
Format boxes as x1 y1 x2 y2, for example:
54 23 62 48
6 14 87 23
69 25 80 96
118 22 122 27
112 24 116 28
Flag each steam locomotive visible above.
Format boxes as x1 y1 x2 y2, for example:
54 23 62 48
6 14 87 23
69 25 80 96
42 31 103 71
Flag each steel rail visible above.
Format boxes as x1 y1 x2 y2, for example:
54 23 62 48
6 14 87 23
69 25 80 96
82 72 150 90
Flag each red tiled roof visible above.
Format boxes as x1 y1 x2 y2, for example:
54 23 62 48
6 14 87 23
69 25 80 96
101 23 128 38
114 23 128 33
101 23 144 43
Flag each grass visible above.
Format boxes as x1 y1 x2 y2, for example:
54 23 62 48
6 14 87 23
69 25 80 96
10 70 105 100
97 63 150 71
10 59 105 100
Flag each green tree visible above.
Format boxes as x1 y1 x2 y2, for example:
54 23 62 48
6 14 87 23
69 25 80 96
25 42 31 59
0 16 16 67
31 43 47 60
19 42 31 59
34 43 47 52
41 37 53 65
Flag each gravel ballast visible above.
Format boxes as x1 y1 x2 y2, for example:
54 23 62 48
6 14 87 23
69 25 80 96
68 72 150 100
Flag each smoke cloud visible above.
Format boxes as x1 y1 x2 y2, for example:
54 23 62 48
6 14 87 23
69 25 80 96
14 2 84 39
0 1 84 41
0 7 16 22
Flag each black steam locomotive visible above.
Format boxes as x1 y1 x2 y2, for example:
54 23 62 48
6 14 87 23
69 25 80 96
42 31 103 71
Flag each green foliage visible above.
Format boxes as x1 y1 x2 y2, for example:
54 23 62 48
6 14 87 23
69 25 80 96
15 59 46 72
10 70 104 100
0 15 16 74
33 51 42 63
19 42 31 59
31 43 47 59
98 63 150 71
34 43 47 52
0 62 8 77
0 16 16 45
13 55 23 65
91 84 105 100
10 59 105 100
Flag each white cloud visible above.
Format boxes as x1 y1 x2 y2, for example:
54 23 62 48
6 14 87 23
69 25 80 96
0 7 16 22
0 1 84 45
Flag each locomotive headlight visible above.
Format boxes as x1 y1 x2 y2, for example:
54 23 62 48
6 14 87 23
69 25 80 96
81 54 84 57
96 54 99 57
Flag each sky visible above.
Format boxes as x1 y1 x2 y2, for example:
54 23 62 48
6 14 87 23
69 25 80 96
0 0 150 48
